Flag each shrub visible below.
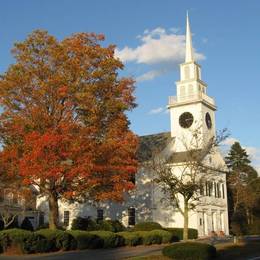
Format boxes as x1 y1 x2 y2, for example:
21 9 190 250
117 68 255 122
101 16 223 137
135 231 162 245
89 231 124 248
117 232 142 246
247 220 260 235
107 220 125 232
98 220 125 232
20 217 34 231
133 222 162 231
0 228 47 254
0 219 4 231
67 230 103 249
35 229 76 251
149 229 177 243
162 242 216 260
71 217 99 231
165 228 198 240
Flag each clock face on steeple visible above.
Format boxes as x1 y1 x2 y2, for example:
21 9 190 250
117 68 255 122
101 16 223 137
205 112 212 129
179 112 194 128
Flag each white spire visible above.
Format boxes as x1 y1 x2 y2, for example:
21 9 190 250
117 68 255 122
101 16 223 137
185 11 194 62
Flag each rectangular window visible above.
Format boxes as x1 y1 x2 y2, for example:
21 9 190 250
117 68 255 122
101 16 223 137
217 183 220 198
64 211 70 226
222 184 225 199
214 182 217 197
200 218 202 226
208 182 212 197
205 182 208 196
0 190 4 203
200 183 204 196
128 207 135 226
97 209 104 222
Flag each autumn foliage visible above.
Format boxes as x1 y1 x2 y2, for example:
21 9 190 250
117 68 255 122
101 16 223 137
0 30 138 229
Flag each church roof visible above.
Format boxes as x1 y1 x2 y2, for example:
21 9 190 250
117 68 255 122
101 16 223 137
137 132 206 164
167 149 203 164
137 132 172 162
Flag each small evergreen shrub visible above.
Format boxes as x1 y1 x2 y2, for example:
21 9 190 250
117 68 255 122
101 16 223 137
165 228 198 240
20 217 34 231
162 242 217 260
67 230 103 249
89 231 124 248
247 220 260 235
71 217 99 231
133 222 162 231
134 231 161 245
0 219 4 231
117 231 142 246
35 229 76 251
149 229 177 243
0 229 47 254
109 220 125 232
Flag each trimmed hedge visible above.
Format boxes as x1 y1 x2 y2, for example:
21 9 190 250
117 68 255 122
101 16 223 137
71 217 125 233
133 222 162 231
67 230 103 249
35 229 76 251
117 231 142 246
162 242 216 260
0 229 47 254
89 231 124 248
165 228 198 240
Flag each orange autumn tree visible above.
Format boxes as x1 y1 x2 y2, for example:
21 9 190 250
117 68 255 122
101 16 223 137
0 30 138 229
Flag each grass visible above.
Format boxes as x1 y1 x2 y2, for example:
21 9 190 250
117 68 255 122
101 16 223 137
127 241 260 260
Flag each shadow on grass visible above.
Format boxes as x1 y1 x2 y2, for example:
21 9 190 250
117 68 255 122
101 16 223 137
216 241 260 260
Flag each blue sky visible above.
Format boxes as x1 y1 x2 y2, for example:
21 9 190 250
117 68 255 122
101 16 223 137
0 0 259 170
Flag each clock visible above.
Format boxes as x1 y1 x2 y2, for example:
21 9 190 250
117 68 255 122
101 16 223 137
205 112 212 129
179 112 194 128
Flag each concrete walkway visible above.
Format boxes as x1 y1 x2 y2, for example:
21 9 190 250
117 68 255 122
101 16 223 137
0 244 165 260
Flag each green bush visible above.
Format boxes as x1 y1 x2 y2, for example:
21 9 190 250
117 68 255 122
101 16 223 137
135 231 162 245
98 220 125 232
133 222 162 231
0 219 4 231
0 228 47 254
165 228 198 240
117 231 142 246
67 230 103 249
149 229 177 243
71 217 99 231
247 220 260 235
162 242 216 260
89 231 124 248
35 229 76 251
20 217 34 231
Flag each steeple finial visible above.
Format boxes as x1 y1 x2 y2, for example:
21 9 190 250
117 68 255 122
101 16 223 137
185 11 194 62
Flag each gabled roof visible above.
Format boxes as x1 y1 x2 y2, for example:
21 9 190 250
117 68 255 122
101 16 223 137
137 132 172 162
137 132 207 164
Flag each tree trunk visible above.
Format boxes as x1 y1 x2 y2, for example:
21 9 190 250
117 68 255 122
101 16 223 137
48 193 59 229
183 199 189 241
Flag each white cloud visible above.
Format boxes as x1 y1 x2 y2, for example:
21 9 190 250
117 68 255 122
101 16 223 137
148 107 164 115
115 27 205 81
221 137 239 146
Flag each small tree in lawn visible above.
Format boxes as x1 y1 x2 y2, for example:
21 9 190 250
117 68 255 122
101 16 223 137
0 30 138 229
145 127 228 241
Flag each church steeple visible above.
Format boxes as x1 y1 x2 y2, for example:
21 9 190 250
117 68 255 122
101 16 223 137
185 12 194 63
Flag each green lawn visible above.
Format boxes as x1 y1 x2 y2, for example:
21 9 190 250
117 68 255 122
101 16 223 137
127 241 260 260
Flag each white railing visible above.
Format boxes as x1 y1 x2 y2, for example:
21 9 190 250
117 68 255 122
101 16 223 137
168 93 215 106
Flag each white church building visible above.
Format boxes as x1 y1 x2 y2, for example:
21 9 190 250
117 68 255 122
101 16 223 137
37 15 229 237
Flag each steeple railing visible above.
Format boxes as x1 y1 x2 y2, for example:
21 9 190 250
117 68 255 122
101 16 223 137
168 92 215 107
